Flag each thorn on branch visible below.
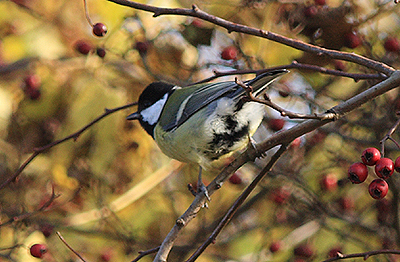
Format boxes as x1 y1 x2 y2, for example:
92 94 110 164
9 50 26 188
131 247 160 262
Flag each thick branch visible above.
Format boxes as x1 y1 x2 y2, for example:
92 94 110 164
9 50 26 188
107 0 395 76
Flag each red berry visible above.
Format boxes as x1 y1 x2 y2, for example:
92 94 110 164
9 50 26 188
229 173 243 185
30 244 47 258
368 179 389 199
320 173 338 191
272 187 290 205
344 31 362 49
100 249 113 261
39 223 54 237
74 40 92 55
23 75 42 100
191 18 204 28
361 147 381 166
338 196 354 212
96 47 106 58
92 23 108 37
269 241 283 253
314 0 326 5
268 118 285 131
384 37 400 52
304 6 318 18
135 41 150 55
24 75 41 91
294 244 314 258
221 46 238 60
334 60 346 71
375 158 394 179
26 88 41 100
348 162 368 184
290 137 302 149
394 156 400 172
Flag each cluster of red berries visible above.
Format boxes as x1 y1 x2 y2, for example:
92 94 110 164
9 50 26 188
348 147 400 199
73 23 108 57
74 40 106 58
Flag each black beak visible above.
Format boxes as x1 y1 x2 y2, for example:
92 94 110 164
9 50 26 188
126 112 142 120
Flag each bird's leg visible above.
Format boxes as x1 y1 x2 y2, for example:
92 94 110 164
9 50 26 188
197 166 211 201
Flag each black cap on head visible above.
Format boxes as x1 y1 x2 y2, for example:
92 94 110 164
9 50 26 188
137 82 175 111
127 81 175 137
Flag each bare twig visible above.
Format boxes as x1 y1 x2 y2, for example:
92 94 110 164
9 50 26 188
193 61 386 85
82 0 93 25
380 115 400 157
0 184 60 227
185 145 288 262
235 78 337 120
56 231 88 262
322 249 400 261
131 247 160 262
0 102 137 190
106 0 395 76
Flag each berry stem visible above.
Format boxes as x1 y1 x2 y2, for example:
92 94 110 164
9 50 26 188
83 0 93 26
379 116 400 157
56 231 88 262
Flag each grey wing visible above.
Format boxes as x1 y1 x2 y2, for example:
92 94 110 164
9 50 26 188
163 69 288 131
163 81 240 131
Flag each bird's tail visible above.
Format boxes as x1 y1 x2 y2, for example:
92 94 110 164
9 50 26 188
247 69 288 97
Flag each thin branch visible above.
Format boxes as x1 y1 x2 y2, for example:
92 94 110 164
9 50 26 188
0 102 137 190
380 114 400 157
185 145 288 262
131 247 160 262
0 184 60 227
194 61 386 85
235 78 337 120
322 249 400 262
106 0 395 76
56 232 87 262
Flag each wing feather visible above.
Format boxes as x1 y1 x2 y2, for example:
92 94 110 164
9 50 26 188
160 69 288 131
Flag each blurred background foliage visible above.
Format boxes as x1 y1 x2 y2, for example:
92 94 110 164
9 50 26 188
1 0 400 261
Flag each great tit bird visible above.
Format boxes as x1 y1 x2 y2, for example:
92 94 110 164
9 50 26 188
127 69 288 170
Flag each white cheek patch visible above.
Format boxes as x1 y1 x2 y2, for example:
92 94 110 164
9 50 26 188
141 93 169 125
